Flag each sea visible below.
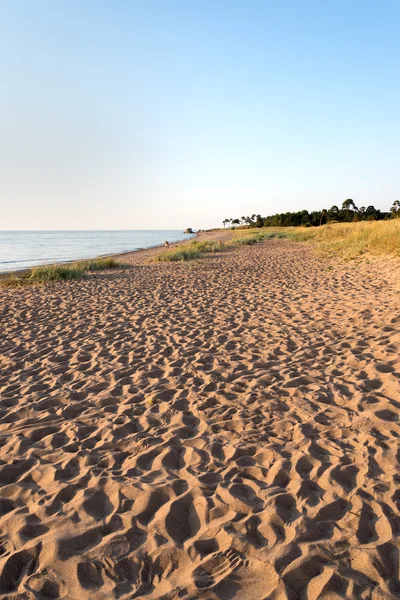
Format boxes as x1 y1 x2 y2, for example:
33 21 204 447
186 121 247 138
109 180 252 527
0 230 196 273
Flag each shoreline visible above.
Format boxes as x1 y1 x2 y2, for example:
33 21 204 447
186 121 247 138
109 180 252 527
112 228 234 265
0 230 204 277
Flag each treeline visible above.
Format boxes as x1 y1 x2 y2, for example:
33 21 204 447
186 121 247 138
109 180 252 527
223 199 400 228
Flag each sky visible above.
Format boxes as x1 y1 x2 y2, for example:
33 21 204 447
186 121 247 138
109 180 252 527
0 1 399 230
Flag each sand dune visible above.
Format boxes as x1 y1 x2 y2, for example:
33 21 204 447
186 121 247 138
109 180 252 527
0 237 399 599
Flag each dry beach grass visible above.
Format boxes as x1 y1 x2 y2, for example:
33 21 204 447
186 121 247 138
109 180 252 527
0 233 399 599
280 220 400 259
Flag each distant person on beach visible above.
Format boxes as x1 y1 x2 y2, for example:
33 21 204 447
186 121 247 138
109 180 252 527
164 241 170 248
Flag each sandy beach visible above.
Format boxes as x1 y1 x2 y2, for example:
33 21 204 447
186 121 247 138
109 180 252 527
1 235 399 600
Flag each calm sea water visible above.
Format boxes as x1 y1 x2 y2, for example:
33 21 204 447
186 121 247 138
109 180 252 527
0 230 195 273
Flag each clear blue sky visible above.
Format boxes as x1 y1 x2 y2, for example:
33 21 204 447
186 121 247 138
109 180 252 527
1 1 399 229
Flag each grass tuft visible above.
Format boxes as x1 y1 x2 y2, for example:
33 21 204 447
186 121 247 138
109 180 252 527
190 240 221 252
157 247 203 261
0 275 31 288
235 235 261 245
73 257 120 271
233 231 286 245
31 265 85 282
156 240 223 261
1 257 121 287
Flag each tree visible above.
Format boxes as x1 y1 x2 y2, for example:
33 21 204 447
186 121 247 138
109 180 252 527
391 200 400 218
328 205 339 221
365 205 378 220
255 214 264 228
319 209 328 226
340 199 358 222
342 199 358 212
228 200 390 231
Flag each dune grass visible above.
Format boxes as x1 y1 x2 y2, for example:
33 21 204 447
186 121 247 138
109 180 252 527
1 257 121 287
192 240 222 251
31 265 85 281
156 240 222 261
230 221 400 259
73 257 120 271
233 231 286 245
156 247 203 261
235 233 264 245
156 232 287 261
281 220 400 259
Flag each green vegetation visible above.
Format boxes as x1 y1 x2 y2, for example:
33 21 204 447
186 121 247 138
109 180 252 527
224 199 400 229
281 220 400 258
157 247 203 261
156 240 222 261
1 257 121 287
156 232 291 261
31 265 85 281
191 240 221 252
231 220 400 258
226 219 400 259
220 201 400 259
235 233 266 245
73 257 120 271
233 231 287 244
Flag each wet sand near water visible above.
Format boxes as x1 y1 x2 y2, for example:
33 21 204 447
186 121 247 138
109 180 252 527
1 236 399 599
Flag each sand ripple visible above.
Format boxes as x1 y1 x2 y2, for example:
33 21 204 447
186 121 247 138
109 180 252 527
1 238 399 599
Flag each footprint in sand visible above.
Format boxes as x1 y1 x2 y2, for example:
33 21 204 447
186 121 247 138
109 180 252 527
192 548 242 589
0 543 42 595
26 568 68 599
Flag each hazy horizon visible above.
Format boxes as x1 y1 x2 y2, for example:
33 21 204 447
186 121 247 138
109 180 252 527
1 1 399 230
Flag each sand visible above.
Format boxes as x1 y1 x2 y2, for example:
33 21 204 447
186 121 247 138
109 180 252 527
0 235 399 600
